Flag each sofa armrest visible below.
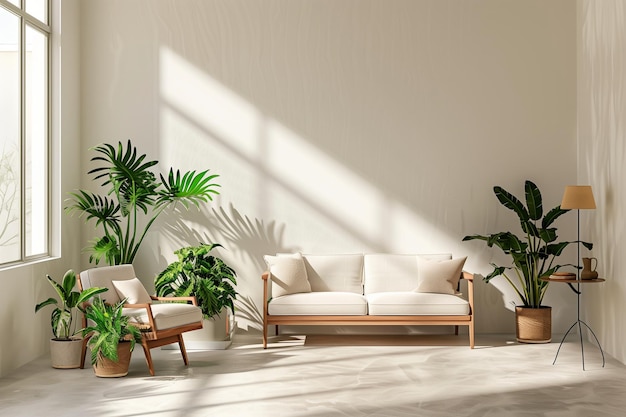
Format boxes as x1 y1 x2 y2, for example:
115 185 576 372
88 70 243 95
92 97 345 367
150 295 199 306
461 271 474 281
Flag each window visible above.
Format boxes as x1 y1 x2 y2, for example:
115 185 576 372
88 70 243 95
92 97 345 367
0 0 50 266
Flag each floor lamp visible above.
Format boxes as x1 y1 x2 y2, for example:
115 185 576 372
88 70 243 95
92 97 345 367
555 185 604 370
560 185 596 279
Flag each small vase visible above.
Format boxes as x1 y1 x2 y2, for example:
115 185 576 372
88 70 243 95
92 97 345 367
581 257 598 280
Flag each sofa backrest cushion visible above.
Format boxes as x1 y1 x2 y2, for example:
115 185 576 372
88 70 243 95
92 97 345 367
303 254 364 293
79 264 137 304
364 254 452 294
265 253 312 298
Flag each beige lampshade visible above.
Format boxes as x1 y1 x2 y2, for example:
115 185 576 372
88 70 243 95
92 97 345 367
561 185 596 209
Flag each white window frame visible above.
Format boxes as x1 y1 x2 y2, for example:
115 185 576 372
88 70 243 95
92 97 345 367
0 0 52 268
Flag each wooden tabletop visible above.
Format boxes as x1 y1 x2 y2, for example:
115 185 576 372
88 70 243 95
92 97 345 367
540 277 605 283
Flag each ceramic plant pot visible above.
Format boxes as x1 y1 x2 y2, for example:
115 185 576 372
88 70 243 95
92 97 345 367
50 338 83 369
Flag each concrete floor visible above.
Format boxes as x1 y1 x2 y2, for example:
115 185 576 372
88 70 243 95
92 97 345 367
0 333 623 417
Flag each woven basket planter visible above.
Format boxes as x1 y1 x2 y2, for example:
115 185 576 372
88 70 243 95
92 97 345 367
92 341 132 378
515 306 552 343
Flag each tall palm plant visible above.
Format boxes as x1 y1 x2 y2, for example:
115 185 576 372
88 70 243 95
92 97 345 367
66 140 220 265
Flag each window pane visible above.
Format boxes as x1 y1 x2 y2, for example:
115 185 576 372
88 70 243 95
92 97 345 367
0 6 21 264
6 1 20 9
25 25 48 257
25 0 46 24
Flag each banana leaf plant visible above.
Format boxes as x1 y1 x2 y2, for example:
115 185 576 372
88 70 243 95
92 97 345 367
35 270 108 340
155 243 237 320
65 140 220 265
463 180 592 308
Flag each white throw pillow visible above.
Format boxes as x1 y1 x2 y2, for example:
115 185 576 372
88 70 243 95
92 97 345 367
415 256 467 294
265 253 312 298
112 277 152 304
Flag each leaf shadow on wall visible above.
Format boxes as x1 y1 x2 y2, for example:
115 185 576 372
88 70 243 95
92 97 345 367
156 203 297 331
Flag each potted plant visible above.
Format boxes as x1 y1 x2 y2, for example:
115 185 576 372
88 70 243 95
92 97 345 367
35 270 108 368
155 243 237 348
81 297 142 377
65 140 220 266
463 180 592 343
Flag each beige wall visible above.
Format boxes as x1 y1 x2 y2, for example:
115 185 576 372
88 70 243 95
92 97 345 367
0 0 82 377
0 0 585 377
78 0 578 336
579 0 626 364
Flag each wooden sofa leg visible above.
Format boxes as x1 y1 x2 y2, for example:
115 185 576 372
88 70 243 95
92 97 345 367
469 322 475 349
454 325 459 336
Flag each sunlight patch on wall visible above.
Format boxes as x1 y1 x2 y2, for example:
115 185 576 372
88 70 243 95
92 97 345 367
157 46 455 254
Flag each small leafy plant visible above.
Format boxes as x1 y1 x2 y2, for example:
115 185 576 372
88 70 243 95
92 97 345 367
35 270 108 340
81 297 142 365
463 180 592 308
155 243 237 319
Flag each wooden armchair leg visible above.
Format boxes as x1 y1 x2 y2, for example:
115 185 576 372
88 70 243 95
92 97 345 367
178 334 190 366
141 340 156 376
80 336 89 369
454 325 459 336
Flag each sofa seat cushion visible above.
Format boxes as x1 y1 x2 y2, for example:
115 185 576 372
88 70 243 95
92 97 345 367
124 303 203 330
268 292 368 316
366 292 470 315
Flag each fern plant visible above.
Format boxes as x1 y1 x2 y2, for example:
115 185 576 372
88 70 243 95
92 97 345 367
81 297 142 365
463 180 592 308
155 243 237 319
66 140 220 265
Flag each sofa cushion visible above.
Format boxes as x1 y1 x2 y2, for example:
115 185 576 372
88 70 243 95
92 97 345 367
363 254 452 294
268 292 368 315
112 277 152 304
303 254 363 293
265 253 312 298
366 292 470 315
124 303 203 330
414 256 467 294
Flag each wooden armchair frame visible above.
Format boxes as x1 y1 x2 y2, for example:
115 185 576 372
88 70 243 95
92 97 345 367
78 274 203 376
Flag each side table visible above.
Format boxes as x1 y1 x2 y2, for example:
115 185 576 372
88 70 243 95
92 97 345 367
541 277 605 370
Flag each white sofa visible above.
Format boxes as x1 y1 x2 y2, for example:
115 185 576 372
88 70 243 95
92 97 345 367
261 253 475 348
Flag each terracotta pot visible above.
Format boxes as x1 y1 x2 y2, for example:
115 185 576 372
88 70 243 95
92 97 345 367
50 338 83 369
515 306 552 343
93 341 132 378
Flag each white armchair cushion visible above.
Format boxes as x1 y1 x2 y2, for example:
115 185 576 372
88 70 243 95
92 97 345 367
415 256 467 294
124 303 202 330
112 277 152 304
265 253 312 297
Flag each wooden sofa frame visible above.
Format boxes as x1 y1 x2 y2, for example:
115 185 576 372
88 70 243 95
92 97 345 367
261 271 474 349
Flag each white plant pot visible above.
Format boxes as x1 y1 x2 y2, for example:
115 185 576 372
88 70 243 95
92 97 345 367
49 338 83 369
164 308 235 350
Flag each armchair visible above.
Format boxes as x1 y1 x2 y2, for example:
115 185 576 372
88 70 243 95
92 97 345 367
78 264 203 376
